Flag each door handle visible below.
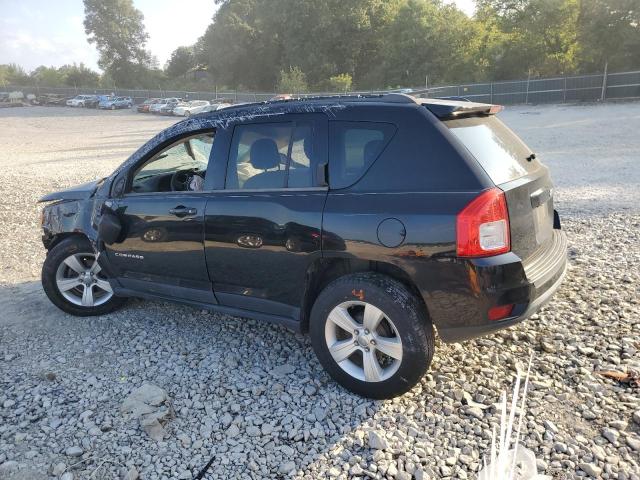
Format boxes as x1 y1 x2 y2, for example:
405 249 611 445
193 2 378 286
169 206 197 217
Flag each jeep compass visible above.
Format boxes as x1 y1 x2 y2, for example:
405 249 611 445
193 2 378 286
39 94 567 398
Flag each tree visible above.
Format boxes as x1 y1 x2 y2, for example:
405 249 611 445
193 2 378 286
577 0 640 72
83 0 152 87
476 0 580 78
30 66 66 87
0 64 30 86
60 63 100 87
329 73 353 92
277 66 308 93
166 46 196 78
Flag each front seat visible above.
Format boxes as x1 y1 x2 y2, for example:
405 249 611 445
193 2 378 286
243 138 286 189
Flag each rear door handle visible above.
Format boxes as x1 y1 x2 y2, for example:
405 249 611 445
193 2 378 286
169 206 197 217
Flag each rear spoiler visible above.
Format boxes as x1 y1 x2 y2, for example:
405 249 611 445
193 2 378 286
419 98 503 119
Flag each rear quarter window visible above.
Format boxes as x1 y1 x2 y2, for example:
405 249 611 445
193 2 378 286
329 121 396 189
444 116 539 185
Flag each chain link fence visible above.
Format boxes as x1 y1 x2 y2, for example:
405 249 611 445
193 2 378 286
4 69 640 106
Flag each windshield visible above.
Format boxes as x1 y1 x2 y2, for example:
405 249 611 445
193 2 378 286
444 116 540 185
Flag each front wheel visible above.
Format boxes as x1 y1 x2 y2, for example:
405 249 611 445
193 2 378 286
42 237 126 316
309 273 434 399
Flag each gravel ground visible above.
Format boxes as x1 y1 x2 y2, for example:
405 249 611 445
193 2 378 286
0 103 639 480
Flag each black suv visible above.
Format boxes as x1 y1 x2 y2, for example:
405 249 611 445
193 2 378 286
39 94 567 398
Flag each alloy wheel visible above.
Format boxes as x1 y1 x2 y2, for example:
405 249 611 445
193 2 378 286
325 301 403 382
55 253 113 307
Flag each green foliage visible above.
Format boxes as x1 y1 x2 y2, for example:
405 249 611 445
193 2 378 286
329 73 353 92
166 47 196 78
577 0 640 72
277 66 309 93
8 0 640 91
0 64 30 86
60 64 101 87
83 0 152 87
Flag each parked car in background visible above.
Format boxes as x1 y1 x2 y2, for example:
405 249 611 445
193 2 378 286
84 95 109 108
34 94 67 106
137 98 161 113
198 103 230 114
37 94 566 399
66 95 95 107
99 96 132 110
149 98 181 114
172 100 211 116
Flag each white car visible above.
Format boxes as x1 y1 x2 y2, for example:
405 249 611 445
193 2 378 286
149 98 181 114
200 102 234 113
172 100 211 116
66 95 94 107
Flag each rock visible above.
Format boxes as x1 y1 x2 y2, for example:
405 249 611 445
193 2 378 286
246 425 260 437
579 463 602 478
120 384 173 440
141 416 168 441
0 461 19 474
543 420 559 433
602 428 619 445
51 462 66 476
313 406 327 422
61 473 74 480
396 471 412 480
368 430 388 450
272 364 295 376
553 442 567 453
279 461 296 474
226 424 240 438
328 466 341 477
633 411 640 425
540 341 555 353
124 466 139 480
3 400 16 408
120 384 169 419
626 436 640 451
466 407 484 420
261 423 274 435
65 446 83 457
609 420 627 431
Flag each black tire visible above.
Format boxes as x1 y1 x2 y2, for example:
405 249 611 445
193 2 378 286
41 236 126 317
309 273 434 399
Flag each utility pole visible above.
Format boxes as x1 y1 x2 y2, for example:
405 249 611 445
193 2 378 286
525 69 531 104
600 61 608 102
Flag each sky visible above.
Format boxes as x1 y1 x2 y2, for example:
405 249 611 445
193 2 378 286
0 0 475 73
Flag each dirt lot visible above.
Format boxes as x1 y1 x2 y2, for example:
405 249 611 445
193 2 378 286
0 104 639 480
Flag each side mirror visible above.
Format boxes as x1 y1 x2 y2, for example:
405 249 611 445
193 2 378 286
98 210 122 245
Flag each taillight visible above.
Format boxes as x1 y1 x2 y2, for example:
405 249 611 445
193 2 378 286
488 304 514 321
457 188 510 257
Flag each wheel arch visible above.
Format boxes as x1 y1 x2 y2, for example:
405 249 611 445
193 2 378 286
43 232 92 251
300 257 429 333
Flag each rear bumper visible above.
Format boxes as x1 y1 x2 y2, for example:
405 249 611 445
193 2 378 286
434 229 567 343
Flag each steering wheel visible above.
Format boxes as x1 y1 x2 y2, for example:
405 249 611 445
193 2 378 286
170 169 193 191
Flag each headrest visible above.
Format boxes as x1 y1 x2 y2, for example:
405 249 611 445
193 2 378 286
250 138 281 170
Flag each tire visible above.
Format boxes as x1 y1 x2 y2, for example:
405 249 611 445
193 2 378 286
41 236 126 316
310 273 434 399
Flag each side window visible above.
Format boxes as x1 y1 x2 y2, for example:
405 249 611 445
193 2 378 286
329 121 396 189
226 122 316 189
130 132 215 194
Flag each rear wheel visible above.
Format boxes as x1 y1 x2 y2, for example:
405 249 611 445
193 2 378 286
310 273 434 399
42 237 126 316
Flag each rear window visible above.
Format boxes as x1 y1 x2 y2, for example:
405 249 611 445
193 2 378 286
329 121 396 189
444 116 538 185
